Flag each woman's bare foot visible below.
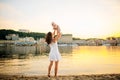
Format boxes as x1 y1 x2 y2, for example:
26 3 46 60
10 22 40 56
48 74 50 77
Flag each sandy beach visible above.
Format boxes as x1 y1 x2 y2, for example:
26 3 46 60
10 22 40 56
0 74 120 80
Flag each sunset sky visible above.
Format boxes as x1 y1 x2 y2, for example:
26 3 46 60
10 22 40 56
0 0 120 38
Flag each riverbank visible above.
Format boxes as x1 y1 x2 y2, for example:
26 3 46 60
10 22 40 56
0 74 120 80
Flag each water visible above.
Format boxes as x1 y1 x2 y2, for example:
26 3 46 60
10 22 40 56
0 45 120 75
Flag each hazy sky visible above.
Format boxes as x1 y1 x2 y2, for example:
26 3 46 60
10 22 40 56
0 0 120 38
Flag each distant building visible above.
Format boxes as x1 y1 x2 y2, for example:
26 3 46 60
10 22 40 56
6 34 19 40
86 39 96 46
19 29 30 33
116 37 120 46
19 37 35 42
116 37 120 44
72 39 87 46
106 37 117 46
58 34 72 43
15 37 36 46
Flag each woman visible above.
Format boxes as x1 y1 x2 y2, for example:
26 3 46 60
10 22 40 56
45 22 61 78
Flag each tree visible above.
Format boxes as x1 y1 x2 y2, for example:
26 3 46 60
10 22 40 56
0 29 45 40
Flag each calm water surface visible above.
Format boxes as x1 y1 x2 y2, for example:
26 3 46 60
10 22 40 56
0 46 120 75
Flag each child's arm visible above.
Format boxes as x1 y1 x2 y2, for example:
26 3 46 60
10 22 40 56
57 25 61 34
54 26 61 42
52 30 55 37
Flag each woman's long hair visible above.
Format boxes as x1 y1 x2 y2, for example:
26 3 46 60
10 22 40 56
45 32 52 45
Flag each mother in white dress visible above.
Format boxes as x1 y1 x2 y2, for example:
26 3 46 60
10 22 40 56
45 22 61 78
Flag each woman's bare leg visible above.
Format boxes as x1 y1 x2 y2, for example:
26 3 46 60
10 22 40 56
48 61 53 77
54 61 59 77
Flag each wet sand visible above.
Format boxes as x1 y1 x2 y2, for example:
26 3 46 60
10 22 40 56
0 74 120 80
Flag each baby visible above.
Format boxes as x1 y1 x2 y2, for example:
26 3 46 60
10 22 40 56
51 22 61 33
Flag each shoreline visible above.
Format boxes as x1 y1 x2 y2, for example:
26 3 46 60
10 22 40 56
0 73 120 80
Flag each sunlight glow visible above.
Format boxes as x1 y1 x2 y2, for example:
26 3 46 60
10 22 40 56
0 0 120 38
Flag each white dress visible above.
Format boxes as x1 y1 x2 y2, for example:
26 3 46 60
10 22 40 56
49 42 61 61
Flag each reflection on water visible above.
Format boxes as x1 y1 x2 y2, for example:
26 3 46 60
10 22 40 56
0 45 72 59
0 46 120 75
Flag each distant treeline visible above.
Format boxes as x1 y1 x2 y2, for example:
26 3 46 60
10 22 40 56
0 29 45 40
